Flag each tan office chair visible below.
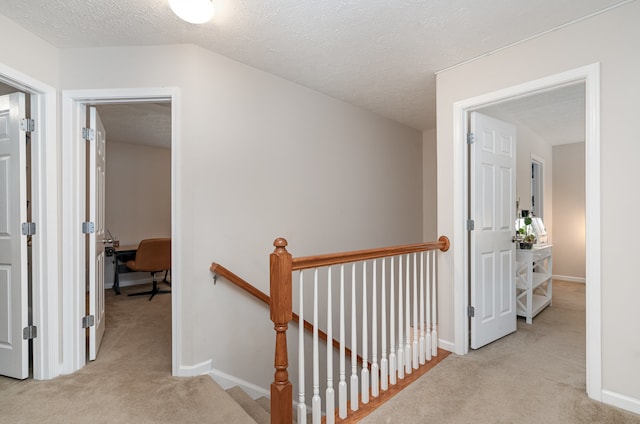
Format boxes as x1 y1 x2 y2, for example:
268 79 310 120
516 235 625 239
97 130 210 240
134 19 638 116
126 238 171 300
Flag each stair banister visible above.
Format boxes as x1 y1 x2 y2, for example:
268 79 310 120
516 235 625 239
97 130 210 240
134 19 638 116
212 236 451 423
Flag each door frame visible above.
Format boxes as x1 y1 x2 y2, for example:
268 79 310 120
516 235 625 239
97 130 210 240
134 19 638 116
451 63 601 399
0 63 58 380
60 87 182 376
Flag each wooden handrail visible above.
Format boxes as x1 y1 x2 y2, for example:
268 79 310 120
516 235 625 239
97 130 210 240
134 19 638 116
209 262 361 363
210 262 269 304
292 236 450 270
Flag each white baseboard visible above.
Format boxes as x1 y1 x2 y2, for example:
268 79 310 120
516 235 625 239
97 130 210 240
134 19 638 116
209 367 270 400
602 389 640 415
176 359 212 377
438 338 455 353
552 274 586 284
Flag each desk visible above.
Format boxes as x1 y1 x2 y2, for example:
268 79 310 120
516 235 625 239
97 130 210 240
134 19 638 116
105 244 137 295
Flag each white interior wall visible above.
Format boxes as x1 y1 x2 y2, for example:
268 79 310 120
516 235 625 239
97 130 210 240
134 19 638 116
0 14 59 88
436 0 640 410
105 141 171 247
422 128 438 240
58 44 423 389
553 142 586 281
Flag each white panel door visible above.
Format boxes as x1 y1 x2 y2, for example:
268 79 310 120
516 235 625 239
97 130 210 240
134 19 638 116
88 107 106 361
0 92 28 379
470 112 517 349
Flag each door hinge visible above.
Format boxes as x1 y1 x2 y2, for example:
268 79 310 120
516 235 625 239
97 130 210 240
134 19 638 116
21 222 36 236
467 132 475 144
82 222 95 234
467 219 475 231
20 118 35 133
82 315 95 329
23 325 37 340
467 306 475 318
82 127 95 141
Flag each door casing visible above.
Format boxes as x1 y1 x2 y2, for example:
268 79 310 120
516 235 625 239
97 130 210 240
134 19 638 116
450 63 601 399
0 63 58 380
60 88 181 376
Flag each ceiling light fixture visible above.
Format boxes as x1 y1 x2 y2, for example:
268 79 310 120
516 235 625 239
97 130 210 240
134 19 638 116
169 0 214 24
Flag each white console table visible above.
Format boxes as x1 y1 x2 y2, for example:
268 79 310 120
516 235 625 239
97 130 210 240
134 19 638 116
516 244 552 324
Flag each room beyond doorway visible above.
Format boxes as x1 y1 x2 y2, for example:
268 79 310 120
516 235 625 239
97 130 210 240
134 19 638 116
87 101 172 365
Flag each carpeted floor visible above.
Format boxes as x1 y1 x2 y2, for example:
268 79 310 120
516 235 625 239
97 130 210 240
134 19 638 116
3 280 639 423
0 282 254 424
361 280 640 423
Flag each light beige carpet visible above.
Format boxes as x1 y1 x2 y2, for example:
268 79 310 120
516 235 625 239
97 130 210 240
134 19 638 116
361 280 640 424
0 283 254 424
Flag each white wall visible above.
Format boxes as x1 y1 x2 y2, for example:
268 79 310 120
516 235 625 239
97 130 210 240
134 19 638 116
422 128 437 240
553 143 586 281
436 0 640 409
0 14 59 88
58 44 423 388
105 141 171 247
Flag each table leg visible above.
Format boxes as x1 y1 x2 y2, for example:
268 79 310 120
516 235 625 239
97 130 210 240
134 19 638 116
113 257 121 295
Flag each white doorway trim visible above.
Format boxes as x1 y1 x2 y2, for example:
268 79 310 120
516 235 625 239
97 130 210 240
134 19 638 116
60 87 183 376
0 63 58 380
451 63 601 399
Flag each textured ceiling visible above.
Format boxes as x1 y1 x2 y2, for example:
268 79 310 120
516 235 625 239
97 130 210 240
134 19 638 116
0 0 629 132
95 103 172 149
480 83 586 146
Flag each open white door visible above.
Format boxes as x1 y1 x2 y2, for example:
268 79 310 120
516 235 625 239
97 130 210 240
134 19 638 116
88 107 106 361
0 92 29 379
470 112 517 349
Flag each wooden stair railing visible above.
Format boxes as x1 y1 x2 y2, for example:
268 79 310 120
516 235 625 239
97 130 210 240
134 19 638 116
209 262 361 363
270 236 450 424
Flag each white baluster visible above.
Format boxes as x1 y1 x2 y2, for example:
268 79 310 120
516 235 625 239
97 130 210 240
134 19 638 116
380 258 389 391
397 255 404 380
350 264 359 411
312 269 321 424
419 251 426 365
361 262 369 404
405 254 411 374
389 257 397 385
371 260 379 398
431 251 438 357
338 265 347 419
298 272 307 424
412 252 419 370
425 250 432 362
326 267 335 424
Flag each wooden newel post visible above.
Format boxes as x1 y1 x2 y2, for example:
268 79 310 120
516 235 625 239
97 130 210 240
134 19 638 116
270 238 293 424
